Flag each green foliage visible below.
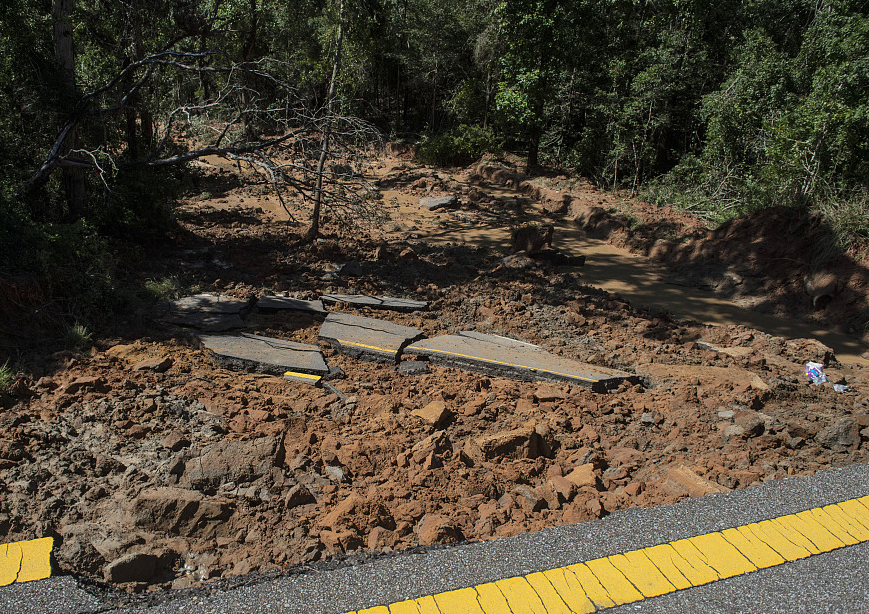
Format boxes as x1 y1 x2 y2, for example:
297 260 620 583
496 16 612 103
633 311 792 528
0 361 13 396
64 322 93 352
417 124 497 167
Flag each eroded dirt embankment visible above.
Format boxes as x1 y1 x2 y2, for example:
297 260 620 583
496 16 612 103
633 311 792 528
2 154 869 592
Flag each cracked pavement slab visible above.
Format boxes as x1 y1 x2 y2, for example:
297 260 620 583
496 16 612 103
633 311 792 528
318 312 424 363
404 331 639 391
198 333 329 376
320 294 428 312
0 537 52 586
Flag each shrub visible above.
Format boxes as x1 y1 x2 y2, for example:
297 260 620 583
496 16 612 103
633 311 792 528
417 124 497 167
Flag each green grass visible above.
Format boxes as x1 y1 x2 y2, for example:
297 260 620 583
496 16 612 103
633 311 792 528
64 322 93 352
144 275 186 301
0 360 13 395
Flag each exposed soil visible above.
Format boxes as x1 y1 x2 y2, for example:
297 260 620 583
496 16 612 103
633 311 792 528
3 152 869 592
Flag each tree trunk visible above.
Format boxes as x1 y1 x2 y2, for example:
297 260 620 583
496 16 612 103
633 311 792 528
305 0 345 241
53 0 87 219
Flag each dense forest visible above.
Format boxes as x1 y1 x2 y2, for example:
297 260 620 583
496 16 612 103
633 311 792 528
1 0 867 324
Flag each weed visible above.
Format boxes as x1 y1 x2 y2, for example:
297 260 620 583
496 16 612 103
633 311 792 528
64 322 93 352
144 276 185 301
0 360 13 395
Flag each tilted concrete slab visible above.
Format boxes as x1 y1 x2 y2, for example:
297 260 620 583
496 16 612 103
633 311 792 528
163 294 253 331
199 333 329 378
256 295 327 315
318 312 424 363
404 331 639 391
321 294 428 312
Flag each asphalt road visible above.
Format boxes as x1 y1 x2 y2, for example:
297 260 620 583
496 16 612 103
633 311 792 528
5 461 869 614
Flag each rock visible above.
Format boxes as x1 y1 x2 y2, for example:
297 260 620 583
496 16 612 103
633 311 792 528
666 465 729 497
104 552 158 584
324 465 349 483
133 356 173 373
285 484 316 509
607 446 645 468
411 400 452 428
132 488 232 537
63 376 109 395
320 529 363 554
548 476 577 502
398 361 430 375
465 425 540 461
368 526 399 550
533 384 567 403
717 409 736 420
816 417 859 451
185 436 283 492
564 464 600 490
319 494 365 531
722 425 746 441
733 411 765 437
419 195 458 211
511 485 547 512
417 514 459 545
411 430 451 465
162 431 190 452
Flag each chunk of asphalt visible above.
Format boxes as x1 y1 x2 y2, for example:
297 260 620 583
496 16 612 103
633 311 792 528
198 333 329 377
256 295 327 315
404 331 639 391
320 294 428 312
419 194 458 210
162 294 253 331
318 312 424 363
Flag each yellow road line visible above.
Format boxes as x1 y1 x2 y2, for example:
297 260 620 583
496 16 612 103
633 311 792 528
283 371 323 381
0 537 52 585
344 497 869 614
411 346 599 383
335 339 394 354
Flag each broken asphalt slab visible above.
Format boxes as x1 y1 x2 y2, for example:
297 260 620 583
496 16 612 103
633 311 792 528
160 294 253 331
198 333 328 379
404 331 639 391
320 294 428 312
256 295 327 315
318 312 424 363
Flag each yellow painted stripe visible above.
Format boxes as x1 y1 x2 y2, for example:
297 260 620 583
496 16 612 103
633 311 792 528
335 339 395 354
341 496 869 614
283 370 322 381
412 346 599 383
0 537 52 585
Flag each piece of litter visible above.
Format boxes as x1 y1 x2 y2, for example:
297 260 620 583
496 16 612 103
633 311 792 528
805 362 829 385
834 384 852 393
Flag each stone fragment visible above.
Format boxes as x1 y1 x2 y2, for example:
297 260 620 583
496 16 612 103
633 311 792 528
63 376 109 395
666 465 729 497
104 553 158 584
162 431 190 452
185 436 283 492
511 485 547 512
533 384 567 403
465 425 540 461
411 400 452 428
722 425 746 441
133 356 173 373
417 514 459 545
565 464 600 490
816 417 859 451
548 475 577 502
368 527 399 550
319 529 363 554
397 361 431 375
419 195 458 211
131 488 232 537
734 411 766 437
285 484 316 509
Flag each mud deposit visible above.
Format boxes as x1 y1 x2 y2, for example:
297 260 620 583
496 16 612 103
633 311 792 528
3 155 869 592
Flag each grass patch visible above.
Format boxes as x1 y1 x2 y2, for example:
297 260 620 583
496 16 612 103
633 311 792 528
64 322 93 352
0 361 14 395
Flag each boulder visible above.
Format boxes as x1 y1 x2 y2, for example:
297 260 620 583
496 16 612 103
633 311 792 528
465 425 540 461
417 514 460 545
185 436 283 492
104 552 158 584
131 488 232 537
411 400 452 428
816 417 859 451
